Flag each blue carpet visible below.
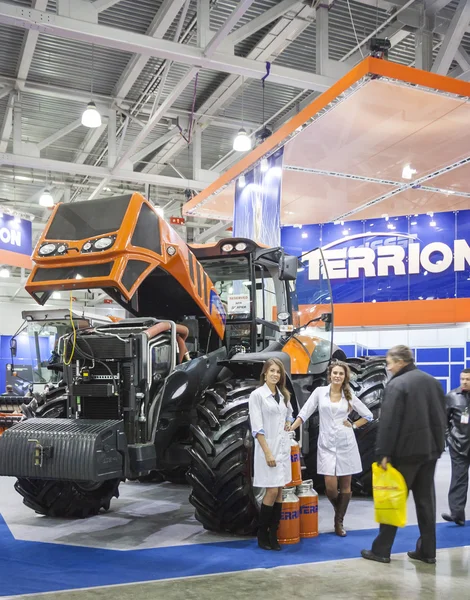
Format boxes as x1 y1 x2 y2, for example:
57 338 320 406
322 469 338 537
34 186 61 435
0 513 469 597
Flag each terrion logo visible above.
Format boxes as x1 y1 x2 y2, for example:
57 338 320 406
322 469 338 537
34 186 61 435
304 233 470 280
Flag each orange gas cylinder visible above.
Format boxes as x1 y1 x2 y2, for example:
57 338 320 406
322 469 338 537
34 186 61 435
288 431 302 486
278 486 300 545
297 479 318 538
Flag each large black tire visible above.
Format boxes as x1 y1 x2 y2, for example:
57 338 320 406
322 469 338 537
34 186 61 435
14 399 121 518
187 382 259 535
303 357 388 495
14 478 121 518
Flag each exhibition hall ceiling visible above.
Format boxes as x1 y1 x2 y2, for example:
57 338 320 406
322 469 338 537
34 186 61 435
184 58 470 224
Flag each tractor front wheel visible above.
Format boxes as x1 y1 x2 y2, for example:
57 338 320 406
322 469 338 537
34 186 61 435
187 383 259 535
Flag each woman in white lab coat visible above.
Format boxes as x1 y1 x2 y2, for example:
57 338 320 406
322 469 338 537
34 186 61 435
249 357 294 551
289 360 373 537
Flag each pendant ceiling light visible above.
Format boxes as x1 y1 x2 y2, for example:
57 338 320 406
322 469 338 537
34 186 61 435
82 44 102 128
39 189 54 208
81 102 102 128
233 128 251 152
233 77 251 152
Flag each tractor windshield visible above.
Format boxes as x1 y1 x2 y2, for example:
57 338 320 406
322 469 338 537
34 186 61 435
8 321 69 392
45 194 131 240
201 256 252 320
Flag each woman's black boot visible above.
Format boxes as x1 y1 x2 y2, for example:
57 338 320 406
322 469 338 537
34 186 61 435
257 504 273 550
269 502 283 551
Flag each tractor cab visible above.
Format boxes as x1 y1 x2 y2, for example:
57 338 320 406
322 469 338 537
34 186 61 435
190 239 298 355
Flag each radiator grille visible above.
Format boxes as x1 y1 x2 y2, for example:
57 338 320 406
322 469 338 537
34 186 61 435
81 398 119 420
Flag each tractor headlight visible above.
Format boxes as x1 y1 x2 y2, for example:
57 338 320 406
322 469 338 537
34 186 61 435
222 243 234 252
38 243 57 256
235 242 247 251
94 237 114 250
82 236 115 253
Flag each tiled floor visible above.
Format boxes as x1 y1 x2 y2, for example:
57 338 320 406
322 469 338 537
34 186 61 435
1 451 469 600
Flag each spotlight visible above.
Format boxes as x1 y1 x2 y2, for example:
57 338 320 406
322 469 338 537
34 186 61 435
238 174 246 188
260 158 269 173
0 268 10 278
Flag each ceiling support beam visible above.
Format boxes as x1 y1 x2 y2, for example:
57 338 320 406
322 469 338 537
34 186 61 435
107 109 116 168
113 0 187 100
455 45 470 70
192 126 202 180
93 0 123 11
0 85 12 100
347 22 411 67
130 127 180 164
146 3 316 176
74 124 107 165
203 0 256 57
194 220 231 243
16 0 48 86
0 2 334 92
0 152 207 190
37 118 82 151
197 0 211 48
0 91 14 153
415 4 435 71
340 0 417 63
432 0 470 74
227 0 301 45
112 0 256 175
316 4 329 75
426 0 454 12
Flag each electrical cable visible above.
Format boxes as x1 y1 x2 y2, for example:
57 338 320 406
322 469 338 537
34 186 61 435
74 336 119 395
63 292 76 366
346 0 365 59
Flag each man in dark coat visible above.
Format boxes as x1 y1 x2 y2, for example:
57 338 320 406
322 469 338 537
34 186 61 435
441 368 470 527
361 345 447 565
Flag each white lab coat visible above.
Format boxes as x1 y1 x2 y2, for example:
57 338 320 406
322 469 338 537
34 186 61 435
249 384 294 487
298 385 373 476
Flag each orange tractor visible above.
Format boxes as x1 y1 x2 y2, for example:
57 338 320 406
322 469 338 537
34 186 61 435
0 193 386 533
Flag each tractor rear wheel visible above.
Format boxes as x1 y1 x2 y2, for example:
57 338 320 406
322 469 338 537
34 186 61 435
187 382 259 535
14 399 121 518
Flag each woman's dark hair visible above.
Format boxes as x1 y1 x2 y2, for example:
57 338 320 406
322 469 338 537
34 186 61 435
328 360 353 411
260 357 290 404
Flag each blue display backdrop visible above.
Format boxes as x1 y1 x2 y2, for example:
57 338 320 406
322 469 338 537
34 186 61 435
281 210 470 305
0 214 32 256
233 148 283 247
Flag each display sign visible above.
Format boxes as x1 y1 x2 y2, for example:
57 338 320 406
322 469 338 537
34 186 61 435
0 214 32 257
281 210 470 305
170 217 185 225
227 294 250 314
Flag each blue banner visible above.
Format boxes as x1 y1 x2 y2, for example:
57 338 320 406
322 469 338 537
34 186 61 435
233 148 283 247
281 210 470 305
0 214 32 256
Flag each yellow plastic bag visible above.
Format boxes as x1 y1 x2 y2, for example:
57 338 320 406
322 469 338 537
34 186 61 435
372 462 408 528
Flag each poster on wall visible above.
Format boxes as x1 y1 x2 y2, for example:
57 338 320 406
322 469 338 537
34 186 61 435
281 209 470 306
